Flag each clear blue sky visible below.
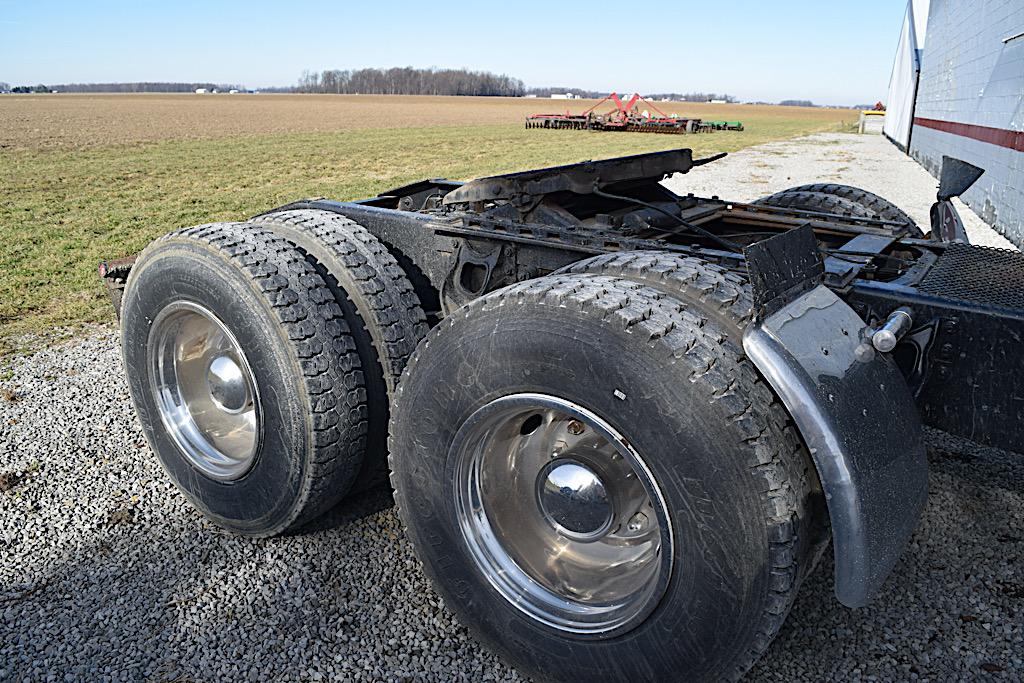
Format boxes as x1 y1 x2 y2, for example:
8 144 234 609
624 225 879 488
0 0 906 105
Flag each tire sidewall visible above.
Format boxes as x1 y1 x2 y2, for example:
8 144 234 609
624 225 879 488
392 304 771 681
122 241 311 534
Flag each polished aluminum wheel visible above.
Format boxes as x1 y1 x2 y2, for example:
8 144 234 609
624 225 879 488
451 393 673 636
148 301 261 481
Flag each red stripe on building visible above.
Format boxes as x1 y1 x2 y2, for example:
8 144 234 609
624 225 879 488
914 117 1024 152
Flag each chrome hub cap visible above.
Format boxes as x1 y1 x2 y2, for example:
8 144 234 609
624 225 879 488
207 355 248 413
537 460 614 541
451 393 673 636
148 301 261 481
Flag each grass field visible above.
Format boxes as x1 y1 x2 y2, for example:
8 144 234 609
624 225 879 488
0 94 856 353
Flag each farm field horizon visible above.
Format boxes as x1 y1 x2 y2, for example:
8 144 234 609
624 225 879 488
0 94 855 352
0 93 856 150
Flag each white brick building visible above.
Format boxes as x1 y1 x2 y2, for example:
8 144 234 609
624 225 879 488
886 0 1023 246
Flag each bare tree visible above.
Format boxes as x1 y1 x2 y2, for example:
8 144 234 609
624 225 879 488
294 67 525 97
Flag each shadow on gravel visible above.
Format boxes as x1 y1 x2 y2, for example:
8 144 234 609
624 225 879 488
296 483 395 534
2 478 518 681
749 431 1024 681
0 333 519 681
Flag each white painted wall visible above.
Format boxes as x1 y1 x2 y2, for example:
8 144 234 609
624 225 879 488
909 0 1024 246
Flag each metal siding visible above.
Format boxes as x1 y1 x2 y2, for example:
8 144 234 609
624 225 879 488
909 0 1024 246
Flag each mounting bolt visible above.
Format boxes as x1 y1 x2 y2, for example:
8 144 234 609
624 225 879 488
627 512 649 532
567 420 585 436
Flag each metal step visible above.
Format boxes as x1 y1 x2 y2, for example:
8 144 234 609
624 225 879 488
919 243 1024 311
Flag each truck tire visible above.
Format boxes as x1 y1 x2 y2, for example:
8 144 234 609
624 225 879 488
561 251 753 345
121 222 366 536
561 249 829 562
754 186 921 236
753 190 874 218
777 183 918 228
389 274 822 682
249 209 428 484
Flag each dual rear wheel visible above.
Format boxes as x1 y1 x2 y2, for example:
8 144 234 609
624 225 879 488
121 211 426 535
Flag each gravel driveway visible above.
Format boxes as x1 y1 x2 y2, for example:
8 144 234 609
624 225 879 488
2 133 1022 682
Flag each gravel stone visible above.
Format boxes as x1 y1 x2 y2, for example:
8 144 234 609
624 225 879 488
0 334 521 682
2 133 1021 681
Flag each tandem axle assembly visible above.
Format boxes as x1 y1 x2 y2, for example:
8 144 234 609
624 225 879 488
104 148 1022 682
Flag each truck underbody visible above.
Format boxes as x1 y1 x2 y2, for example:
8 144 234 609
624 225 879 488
105 148 1024 682
260 149 1024 453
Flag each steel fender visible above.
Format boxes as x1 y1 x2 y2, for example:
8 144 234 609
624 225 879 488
743 285 928 607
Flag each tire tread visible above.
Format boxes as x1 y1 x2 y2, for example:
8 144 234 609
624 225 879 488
250 209 429 392
754 184 922 235
777 183 918 227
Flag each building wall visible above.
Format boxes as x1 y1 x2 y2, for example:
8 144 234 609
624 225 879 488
909 0 1023 246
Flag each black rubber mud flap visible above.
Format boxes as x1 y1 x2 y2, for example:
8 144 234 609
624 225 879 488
743 228 929 607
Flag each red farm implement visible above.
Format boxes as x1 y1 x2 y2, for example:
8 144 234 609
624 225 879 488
525 92 741 134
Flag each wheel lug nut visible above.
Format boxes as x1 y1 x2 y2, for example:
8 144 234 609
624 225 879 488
567 420 585 435
627 512 648 532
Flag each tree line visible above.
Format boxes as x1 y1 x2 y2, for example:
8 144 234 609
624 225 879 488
0 76 771 106
0 82 244 93
295 67 524 96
